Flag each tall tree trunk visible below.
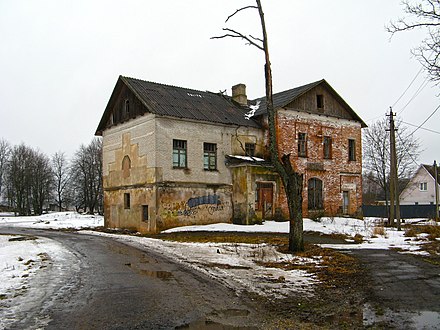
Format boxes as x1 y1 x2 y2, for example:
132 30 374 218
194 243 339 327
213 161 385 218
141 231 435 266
256 0 304 251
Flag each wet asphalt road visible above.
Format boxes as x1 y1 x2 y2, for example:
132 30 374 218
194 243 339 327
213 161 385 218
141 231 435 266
1 228 262 330
350 248 440 328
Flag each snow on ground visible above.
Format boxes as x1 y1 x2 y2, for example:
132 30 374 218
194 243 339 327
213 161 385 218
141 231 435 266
83 230 319 298
0 212 437 317
0 212 103 230
164 217 437 255
0 233 76 329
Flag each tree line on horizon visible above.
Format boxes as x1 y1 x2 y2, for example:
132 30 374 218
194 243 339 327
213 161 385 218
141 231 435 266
0 138 103 216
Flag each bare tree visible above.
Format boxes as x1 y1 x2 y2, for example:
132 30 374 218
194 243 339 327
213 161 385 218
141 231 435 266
363 118 421 205
0 139 10 203
52 151 71 211
213 0 304 251
29 149 53 215
388 0 440 83
71 138 103 214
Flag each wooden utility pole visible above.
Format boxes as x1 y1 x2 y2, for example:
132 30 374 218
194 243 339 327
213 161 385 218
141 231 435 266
435 160 439 222
387 108 401 230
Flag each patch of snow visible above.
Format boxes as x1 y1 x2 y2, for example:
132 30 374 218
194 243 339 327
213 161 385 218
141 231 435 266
0 234 76 329
0 212 103 230
82 231 318 298
244 100 260 120
228 155 266 162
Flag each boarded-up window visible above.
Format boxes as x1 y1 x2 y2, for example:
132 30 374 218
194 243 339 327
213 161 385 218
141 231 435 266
124 193 130 209
204 143 217 170
298 133 307 157
122 155 131 178
308 178 323 210
142 205 149 221
323 136 332 159
173 139 187 168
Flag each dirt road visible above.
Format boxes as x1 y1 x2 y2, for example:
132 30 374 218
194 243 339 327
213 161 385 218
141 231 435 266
1 228 263 329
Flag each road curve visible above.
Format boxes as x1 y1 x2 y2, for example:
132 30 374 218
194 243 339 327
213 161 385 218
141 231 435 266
1 227 262 330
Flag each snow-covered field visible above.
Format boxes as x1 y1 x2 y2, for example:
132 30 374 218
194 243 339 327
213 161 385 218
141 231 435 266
0 212 437 328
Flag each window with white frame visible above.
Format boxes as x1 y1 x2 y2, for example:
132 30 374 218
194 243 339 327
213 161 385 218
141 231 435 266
420 182 427 191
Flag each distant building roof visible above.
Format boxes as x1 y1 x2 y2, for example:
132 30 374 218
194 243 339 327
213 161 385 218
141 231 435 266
422 164 439 181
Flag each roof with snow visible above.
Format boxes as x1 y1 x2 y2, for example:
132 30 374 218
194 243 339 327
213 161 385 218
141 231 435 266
251 79 367 127
95 76 260 135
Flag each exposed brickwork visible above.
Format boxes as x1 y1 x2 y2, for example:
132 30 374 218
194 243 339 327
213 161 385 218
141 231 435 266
275 108 362 218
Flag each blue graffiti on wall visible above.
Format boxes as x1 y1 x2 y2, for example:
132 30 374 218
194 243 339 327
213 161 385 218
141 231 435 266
187 194 220 209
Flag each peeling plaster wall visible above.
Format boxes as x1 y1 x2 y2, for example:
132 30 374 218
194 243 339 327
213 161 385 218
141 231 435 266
155 117 262 184
276 108 363 217
156 184 232 231
102 114 159 233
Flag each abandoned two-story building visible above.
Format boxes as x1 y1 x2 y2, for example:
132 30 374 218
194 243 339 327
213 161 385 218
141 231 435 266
95 75 366 233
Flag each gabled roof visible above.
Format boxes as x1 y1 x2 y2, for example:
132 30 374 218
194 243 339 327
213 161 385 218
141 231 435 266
251 79 367 128
96 76 260 135
422 164 439 181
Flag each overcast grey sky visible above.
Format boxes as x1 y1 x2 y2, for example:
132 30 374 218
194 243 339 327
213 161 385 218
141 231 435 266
0 0 438 165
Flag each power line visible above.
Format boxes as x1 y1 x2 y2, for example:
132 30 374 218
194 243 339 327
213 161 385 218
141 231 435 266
392 67 424 108
410 104 440 135
398 77 430 114
401 121 440 135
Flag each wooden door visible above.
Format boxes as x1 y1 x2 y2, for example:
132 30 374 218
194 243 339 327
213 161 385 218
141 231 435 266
258 182 273 219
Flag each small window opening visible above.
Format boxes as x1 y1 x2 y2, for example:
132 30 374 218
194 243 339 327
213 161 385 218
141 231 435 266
124 193 130 209
142 205 149 221
348 139 356 161
125 99 130 115
173 139 187 168
420 182 428 191
203 142 217 171
323 136 332 159
298 133 307 157
245 143 256 157
317 94 324 109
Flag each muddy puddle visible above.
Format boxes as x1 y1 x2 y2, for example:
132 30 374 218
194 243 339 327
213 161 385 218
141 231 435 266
363 303 440 329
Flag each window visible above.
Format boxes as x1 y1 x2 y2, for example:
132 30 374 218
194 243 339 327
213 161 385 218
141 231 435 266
203 143 217 170
348 139 356 161
124 193 130 209
142 205 149 221
323 136 332 159
308 178 323 210
173 139 187 168
298 133 307 157
317 94 324 109
420 182 428 191
125 99 130 116
245 143 256 157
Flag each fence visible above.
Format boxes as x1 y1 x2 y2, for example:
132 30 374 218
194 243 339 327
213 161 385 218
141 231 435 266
362 204 437 219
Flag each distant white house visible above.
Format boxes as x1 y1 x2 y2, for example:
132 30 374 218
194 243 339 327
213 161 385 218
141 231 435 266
400 164 439 205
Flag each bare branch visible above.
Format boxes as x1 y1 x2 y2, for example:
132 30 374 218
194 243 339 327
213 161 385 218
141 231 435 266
211 28 264 51
225 6 258 23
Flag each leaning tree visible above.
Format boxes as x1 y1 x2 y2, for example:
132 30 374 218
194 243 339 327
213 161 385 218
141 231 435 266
213 0 304 252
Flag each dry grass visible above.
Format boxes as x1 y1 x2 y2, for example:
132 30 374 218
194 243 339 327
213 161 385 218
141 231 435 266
404 224 440 240
373 225 386 236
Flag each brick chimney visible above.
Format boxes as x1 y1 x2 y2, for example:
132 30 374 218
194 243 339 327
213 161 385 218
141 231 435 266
232 83 247 106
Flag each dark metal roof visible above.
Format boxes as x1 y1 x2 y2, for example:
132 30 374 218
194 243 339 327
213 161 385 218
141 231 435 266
422 164 439 180
121 76 260 128
251 79 367 128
